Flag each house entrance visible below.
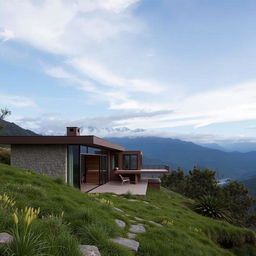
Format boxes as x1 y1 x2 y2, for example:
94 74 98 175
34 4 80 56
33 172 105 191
80 154 108 192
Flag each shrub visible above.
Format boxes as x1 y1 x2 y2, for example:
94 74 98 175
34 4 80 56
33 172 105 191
193 195 232 222
0 147 10 165
6 207 46 256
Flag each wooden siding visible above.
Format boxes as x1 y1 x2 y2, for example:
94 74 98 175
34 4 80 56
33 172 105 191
85 155 99 183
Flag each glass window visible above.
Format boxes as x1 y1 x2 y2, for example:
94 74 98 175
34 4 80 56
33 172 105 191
112 154 119 169
67 145 80 188
130 155 138 169
123 154 138 170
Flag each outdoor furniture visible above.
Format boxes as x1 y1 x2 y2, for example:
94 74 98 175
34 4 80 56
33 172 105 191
119 174 130 185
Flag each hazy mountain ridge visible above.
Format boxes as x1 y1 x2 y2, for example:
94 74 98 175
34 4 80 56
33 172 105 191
0 119 38 136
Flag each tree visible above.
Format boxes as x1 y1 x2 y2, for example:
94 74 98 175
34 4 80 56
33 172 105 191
0 108 11 120
0 108 11 132
220 181 255 226
184 167 218 199
161 168 185 194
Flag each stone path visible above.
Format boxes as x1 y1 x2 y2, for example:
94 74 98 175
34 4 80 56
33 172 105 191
111 238 139 253
129 224 146 233
80 245 101 256
148 220 163 227
127 232 137 239
115 219 126 228
80 195 164 255
0 232 13 248
113 207 124 212
134 216 144 221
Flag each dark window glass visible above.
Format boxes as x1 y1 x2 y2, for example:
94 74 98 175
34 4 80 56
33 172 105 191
80 145 88 154
123 154 138 170
112 154 119 169
130 155 138 169
88 147 104 155
67 145 80 188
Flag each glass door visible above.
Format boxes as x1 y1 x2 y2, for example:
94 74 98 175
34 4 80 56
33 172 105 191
99 155 108 185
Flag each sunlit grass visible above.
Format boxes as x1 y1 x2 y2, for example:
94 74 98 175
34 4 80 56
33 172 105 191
0 163 255 256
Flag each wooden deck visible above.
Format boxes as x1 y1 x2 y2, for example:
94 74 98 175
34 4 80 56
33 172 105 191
88 181 148 195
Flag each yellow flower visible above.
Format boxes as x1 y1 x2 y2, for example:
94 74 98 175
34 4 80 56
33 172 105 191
12 213 19 225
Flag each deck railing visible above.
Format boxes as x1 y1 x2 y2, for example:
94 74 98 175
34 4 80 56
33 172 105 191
142 164 169 171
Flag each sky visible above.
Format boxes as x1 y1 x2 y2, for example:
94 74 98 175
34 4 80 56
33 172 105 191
1 0 256 143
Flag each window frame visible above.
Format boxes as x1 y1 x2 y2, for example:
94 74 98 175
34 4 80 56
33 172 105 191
122 154 138 170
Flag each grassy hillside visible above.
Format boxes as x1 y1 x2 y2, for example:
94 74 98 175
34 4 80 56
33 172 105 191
0 164 256 256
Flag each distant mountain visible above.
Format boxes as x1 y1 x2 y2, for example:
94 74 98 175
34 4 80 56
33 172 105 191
199 143 227 152
200 142 256 153
0 119 38 136
220 142 256 153
106 137 256 180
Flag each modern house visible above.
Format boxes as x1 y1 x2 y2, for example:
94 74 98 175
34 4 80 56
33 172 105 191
0 127 169 192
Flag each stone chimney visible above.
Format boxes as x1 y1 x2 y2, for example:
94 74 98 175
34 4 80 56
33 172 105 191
67 127 80 136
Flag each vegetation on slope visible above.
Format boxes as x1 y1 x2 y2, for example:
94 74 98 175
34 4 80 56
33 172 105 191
0 147 10 165
161 168 256 227
0 164 255 255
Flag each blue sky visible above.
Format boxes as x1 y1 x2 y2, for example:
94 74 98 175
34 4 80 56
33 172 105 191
1 0 256 143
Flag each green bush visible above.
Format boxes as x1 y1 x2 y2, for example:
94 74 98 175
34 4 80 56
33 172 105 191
193 195 231 222
0 147 10 165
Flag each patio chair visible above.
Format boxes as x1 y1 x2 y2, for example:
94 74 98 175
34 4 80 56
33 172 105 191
119 174 130 185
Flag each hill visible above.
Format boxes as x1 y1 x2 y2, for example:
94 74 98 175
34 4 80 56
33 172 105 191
0 119 38 136
0 163 256 256
106 137 256 180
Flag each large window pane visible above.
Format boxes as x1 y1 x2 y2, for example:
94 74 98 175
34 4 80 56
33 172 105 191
112 154 119 169
123 155 130 169
67 145 80 189
130 155 138 170
123 154 138 170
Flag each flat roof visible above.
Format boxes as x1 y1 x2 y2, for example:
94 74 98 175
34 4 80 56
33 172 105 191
0 136 124 151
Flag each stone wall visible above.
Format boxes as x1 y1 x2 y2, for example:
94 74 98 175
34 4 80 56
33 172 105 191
11 144 67 181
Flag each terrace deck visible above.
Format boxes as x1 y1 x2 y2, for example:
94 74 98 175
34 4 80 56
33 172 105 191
88 181 148 195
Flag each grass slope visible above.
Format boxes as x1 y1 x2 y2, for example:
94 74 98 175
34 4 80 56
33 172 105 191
0 164 255 256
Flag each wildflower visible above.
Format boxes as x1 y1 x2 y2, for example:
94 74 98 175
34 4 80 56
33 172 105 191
162 220 174 226
12 213 19 225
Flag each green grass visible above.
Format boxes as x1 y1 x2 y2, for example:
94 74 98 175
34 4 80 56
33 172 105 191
0 163 255 256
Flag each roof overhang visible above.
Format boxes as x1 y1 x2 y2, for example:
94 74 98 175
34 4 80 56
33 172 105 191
0 136 124 151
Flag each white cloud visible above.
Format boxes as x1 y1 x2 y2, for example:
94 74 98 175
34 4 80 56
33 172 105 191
68 58 166 94
112 80 256 130
0 94 36 108
0 28 15 42
43 66 72 79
